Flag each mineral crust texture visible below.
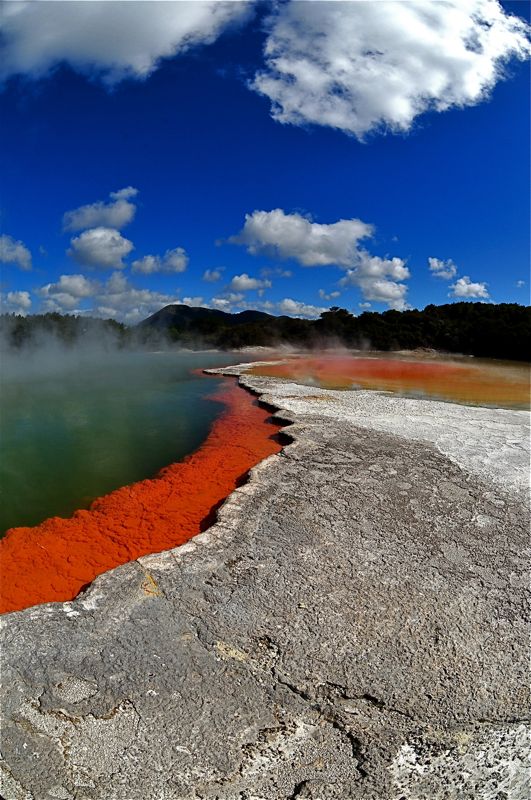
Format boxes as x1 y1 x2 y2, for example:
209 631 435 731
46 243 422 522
1 367 529 800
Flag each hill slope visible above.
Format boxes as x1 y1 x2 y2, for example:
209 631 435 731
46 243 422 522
139 304 275 331
138 302 531 360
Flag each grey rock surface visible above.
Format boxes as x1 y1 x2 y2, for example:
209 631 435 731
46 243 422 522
1 370 529 800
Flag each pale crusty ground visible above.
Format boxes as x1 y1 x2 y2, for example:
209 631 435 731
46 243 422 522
0 364 529 800
210 363 530 497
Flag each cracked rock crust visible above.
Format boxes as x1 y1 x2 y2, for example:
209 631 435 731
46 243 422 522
1 368 529 800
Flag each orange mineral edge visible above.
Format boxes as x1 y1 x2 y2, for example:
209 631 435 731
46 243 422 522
249 355 530 409
0 377 283 614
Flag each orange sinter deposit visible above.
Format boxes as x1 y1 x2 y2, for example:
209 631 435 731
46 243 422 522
0 378 283 614
250 355 530 409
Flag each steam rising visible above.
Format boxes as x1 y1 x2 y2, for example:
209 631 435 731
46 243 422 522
0 313 172 383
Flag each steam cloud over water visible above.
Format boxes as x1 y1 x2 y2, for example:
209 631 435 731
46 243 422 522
0 342 252 533
0 314 172 383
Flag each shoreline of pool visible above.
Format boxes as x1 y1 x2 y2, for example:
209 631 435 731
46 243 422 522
0 361 529 798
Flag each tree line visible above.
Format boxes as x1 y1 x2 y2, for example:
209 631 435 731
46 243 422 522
156 302 530 361
1 302 529 361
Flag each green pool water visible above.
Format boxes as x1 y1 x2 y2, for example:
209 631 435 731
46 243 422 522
0 350 247 534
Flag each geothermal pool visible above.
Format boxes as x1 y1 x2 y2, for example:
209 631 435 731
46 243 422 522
249 354 530 410
2 350 527 536
0 350 252 534
1 349 528 614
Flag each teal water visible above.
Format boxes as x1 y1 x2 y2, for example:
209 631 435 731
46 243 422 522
0 350 247 534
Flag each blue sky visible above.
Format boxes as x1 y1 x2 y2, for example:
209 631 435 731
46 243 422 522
0 0 529 322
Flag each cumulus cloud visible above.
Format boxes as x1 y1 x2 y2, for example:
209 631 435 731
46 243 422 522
449 275 490 299
210 298 231 311
96 272 182 323
253 0 530 139
229 273 272 292
39 273 98 311
229 209 373 267
6 290 31 309
277 298 327 319
230 209 410 309
35 271 182 322
339 253 411 310
211 292 246 312
68 227 134 270
45 274 96 298
340 274 407 308
0 234 32 270
181 296 204 307
131 247 188 274
3 2 527 141
0 1 253 83
202 268 224 282
2 290 32 315
318 289 341 301
38 275 98 312
358 278 409 310
63 187 138 232
428 257 458 280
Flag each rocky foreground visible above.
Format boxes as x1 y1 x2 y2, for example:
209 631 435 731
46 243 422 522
1 365 529 800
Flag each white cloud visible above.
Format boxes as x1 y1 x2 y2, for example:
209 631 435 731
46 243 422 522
0 234 32 270
225 292 245 304
39 273 98 311
253 0 530 139
358 278 409 310
339 253 410 310
3 1 527 143
202 268 224 282
516 280 526 288
277 298 327 319
36 271 181 323
93 306 119 320
63 187 138 232
210 298 231 311
2 290 32 315
96 272 176 323
359 302 372 309
229 272 272 292
229 208 373 267
428 257 458 280
93 272 182 323
68 227 134 270
6 290 31 310
0 1 253 83
181 296 204 307
449 275 490 299
43 274 96 298
131 247 188 274
229 209 410 309
211 292 246 312
318 289 341 301
41 294 81 312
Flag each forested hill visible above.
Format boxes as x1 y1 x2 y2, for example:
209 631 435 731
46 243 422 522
1 302 530 361
140 301 530 361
